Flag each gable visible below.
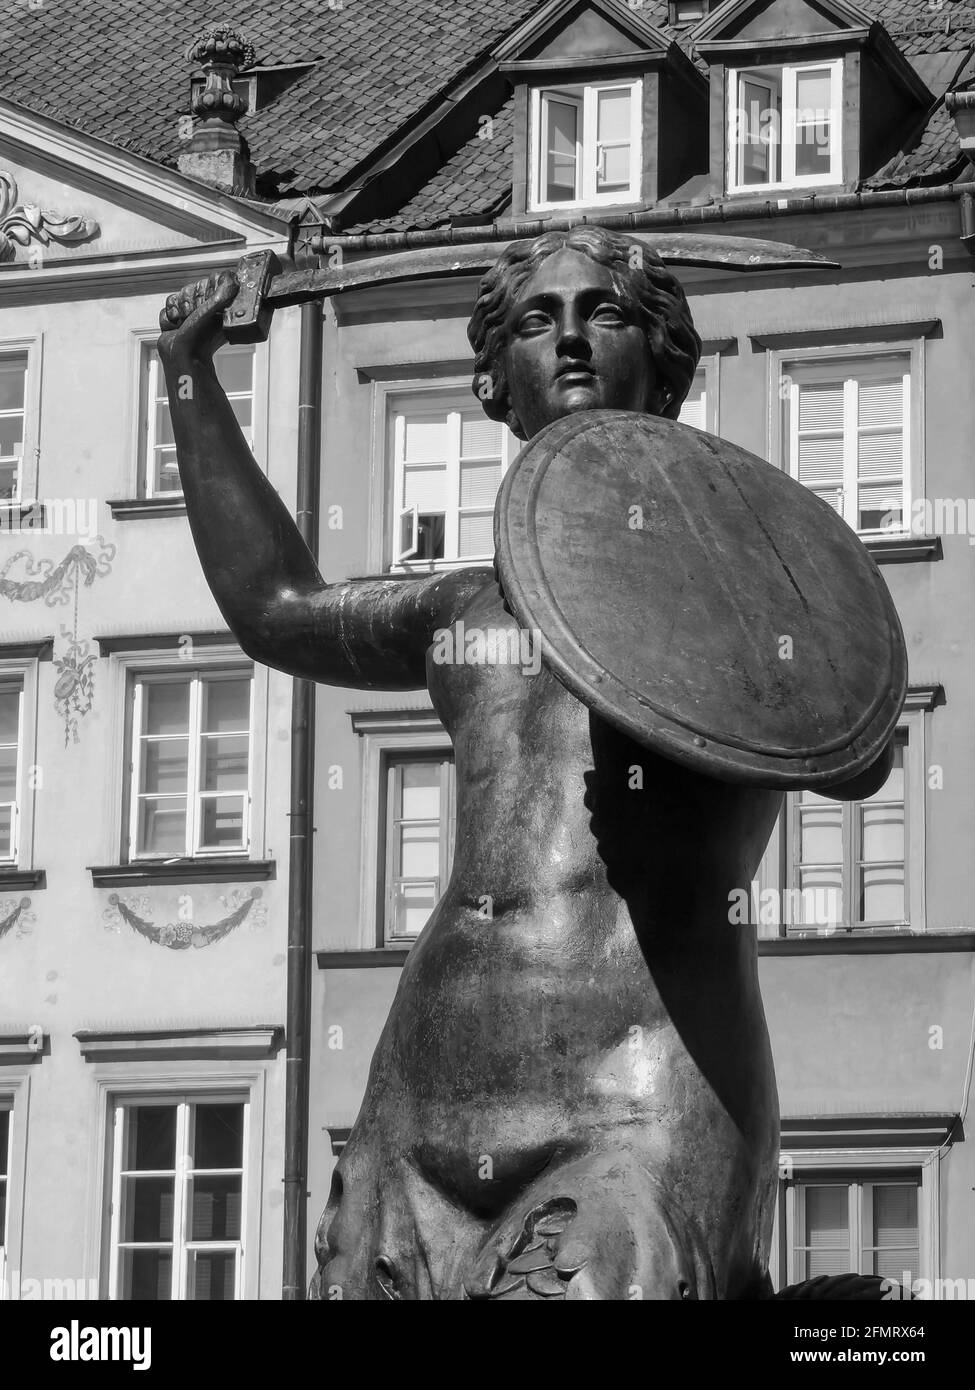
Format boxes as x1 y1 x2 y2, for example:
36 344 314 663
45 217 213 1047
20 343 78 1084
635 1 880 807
527 6 654 61
723 0 862 42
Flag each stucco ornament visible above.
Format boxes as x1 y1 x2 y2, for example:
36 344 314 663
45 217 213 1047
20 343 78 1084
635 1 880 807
0 896 35 943
0 171 99 263
103 888 266 949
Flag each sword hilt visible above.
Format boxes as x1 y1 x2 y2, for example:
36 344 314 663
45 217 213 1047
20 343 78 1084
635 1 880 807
223 249 281 344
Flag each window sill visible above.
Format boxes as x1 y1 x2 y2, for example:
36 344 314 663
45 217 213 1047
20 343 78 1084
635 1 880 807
316 947 410 968
862 534 942 564
89 859 275 887
0 867 45 889
759 931 975 955
106 497 186 520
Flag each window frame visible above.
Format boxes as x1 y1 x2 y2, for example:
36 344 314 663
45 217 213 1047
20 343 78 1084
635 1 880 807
0 658 39 873
755 710 925 938
769 1145 940 1296
0 1076 31 1298
128 330 268 504
351 710 453 950
529 77 643 213
106 642 267 868
381 750 456 946
727 58 843 195
379 379 519 573
769 340 924 541
0 336 43 509
677 357 720 436
85 1067 266 1301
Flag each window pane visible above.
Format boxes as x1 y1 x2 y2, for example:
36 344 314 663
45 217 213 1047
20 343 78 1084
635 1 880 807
404 465 447 513
403 417 448 464
738 75 778 184
214 347 253 395
458 512 494 557
0 415 23 456
154 451 181 493
860 804 904 863
0 354 27 411
416 512 445 560
802 1185 849 1276
597 89 631 192
229 397 253 439
202 678 250 734
678 375 706 429
859 485 902 532
859 864 905 923
190 1175 242 1241
865 743 904 802
859 376 903 430
200 795 245 849
0 1108 9 1176
0 689 20 746
187 1249 236 1301
545 97 578 201
459 460 502 510
124 1105 177 1171
797 435 843 487
120 1176 175 1241
797 866 843 926
154 400 175 447
0 744 17 802
873 1184 917 1246
399 762 440 820
460 414 502 459
143 681 189 737
120 1248 172 1301
142 739 189 795
138 798 187 855
399 822 440 879
798 379 843 431
193 1103 244 1170
0 460 18 501
799 801 842 863
202 735 248 792
391 880 438 938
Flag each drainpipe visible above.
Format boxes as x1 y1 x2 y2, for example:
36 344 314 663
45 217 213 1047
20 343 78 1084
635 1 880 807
282 298 322 1300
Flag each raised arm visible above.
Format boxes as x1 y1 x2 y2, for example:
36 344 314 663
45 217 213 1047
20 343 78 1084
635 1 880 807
158 272 490 688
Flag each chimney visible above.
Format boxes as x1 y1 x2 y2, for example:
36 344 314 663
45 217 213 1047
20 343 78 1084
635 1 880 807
179 26 256 197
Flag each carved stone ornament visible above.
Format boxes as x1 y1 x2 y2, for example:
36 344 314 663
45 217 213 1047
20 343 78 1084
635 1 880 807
186 26 257 123
0 171 99 263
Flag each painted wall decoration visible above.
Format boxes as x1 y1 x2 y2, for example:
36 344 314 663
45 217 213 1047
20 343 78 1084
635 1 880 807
0 171 100 263
0 539 115 743
102 887 266 950
0 896 35 943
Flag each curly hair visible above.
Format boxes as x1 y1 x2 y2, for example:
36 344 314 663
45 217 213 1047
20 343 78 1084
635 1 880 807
467 226 702 440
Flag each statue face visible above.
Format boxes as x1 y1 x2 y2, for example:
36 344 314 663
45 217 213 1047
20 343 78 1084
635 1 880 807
504 248 658 439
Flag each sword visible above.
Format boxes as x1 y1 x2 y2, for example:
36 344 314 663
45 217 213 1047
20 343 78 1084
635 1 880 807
222 234 839 343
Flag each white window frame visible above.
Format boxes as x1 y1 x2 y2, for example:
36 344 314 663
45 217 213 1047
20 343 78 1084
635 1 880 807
770 340 924 539
0 659 39 872
84 1068 266 1301
754 710 925 938
769 1146 939 1295
103 642 267 867
127 667 254 861
529 78 643 212
380 380 519 572
727 59 843 194
0 1076 30 1299
0 680 23 867
382 750 456 946
677 357 720 435
0 336 43 508
129 330 269 501
351 710 454 949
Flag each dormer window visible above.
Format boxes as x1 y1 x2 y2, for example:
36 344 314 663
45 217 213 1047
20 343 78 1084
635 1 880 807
728 58 842 193
529 79 641 211
671 0 707 23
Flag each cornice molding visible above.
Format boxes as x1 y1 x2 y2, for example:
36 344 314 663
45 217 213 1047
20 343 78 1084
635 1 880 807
75 1025 282 1062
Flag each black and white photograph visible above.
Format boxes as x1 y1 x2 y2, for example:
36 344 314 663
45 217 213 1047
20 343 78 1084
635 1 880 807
0 0 971 1366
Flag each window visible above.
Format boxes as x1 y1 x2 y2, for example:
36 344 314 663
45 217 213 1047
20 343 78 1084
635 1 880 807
109 1096 247 1300
787 730 913 933
0 352 28 504
781 351 911 535
391 393 517 567
786 1175 920 1287
677 367 708 431
382 752 455 943
127 669 252 860
0 682 22 864
672 0 707 21
0 1103 9 1280
530 79 641 210
141 344 254 498
729 60 842 191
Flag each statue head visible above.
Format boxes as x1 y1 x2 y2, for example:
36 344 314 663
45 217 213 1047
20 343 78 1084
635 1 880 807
468 226 701 441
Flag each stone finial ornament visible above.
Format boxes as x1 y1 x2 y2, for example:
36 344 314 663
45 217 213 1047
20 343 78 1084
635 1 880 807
178 26 257 197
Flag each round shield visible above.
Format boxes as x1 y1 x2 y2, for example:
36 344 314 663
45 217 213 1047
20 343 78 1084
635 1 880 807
494 410 907 788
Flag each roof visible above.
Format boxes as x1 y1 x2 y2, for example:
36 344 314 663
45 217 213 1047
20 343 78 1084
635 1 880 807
0 0 972 221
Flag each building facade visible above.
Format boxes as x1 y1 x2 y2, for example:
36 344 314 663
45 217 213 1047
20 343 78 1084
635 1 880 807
1 0 974 1298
